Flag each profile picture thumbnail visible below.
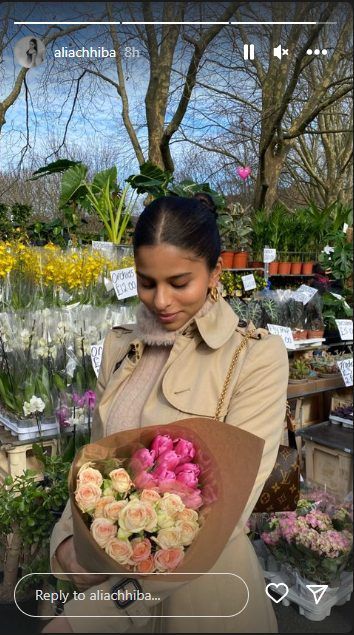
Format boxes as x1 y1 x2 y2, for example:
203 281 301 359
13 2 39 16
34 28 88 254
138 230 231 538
14 36 46 68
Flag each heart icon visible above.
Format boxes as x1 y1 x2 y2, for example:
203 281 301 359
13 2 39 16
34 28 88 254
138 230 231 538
237 166 252 180
265 582 289 604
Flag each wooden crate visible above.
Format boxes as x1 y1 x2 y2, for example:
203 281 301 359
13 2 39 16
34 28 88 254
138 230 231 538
304 440 352 499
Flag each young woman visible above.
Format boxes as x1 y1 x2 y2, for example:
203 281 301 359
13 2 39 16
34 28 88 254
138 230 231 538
44 193 288 633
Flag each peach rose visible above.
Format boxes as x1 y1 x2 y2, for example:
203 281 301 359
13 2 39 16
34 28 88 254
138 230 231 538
77 466 103 488
93 495 115 519
105 538 133 565
157 493 185 517
175 508 199 523
90 517 117 548
140 489 161 504
154 527 182 549
136 556 155 573
131 538 152 563
104 499 128 521
75 483 102 513
154 547 184 571
109 468 133 495
119 499 157 534
175 520 200 546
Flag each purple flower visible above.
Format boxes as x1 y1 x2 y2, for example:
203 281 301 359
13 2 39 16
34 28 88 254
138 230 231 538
84 390 96 410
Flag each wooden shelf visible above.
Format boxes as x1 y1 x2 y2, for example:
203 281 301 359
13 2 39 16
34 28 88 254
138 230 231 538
223 268 264 271
287 375 345 399
269 274 313 277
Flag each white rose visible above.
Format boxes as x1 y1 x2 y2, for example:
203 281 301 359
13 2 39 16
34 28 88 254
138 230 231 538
153 528 182 550
175 520 200 546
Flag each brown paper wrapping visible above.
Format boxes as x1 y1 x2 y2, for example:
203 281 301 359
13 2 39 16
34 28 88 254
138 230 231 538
69 417 264 582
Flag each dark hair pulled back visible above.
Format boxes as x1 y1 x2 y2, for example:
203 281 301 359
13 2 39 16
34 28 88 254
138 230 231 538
133 193 221 270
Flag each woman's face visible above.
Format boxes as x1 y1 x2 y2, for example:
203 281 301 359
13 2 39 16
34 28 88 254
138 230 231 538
135 244 222 330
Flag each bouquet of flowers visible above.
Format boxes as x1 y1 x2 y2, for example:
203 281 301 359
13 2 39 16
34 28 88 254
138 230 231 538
69 417 264 582
74 433 203 574
260 497 353 586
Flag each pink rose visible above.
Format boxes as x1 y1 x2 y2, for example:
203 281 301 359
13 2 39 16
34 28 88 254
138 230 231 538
104 499 128 521
175 463 200 489
156 450 180 470
77 467 103 488
152 463 176 483
154 547 184 572
173 439 196 464
130 448 156 474
134 470 158 490
150 434 173 457
136 556 155 573
180 489 203 510
131 538 152 563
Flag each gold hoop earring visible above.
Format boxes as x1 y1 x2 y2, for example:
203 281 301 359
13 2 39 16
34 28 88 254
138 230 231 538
209 287 219 302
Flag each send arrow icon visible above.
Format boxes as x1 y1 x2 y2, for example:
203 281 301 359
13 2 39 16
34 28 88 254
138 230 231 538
306 585 328 604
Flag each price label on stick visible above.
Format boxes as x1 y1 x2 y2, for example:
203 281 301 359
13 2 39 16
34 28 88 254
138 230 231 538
110 267 138 300
267 324 295 349
335 319 353 341
242 273 257 291
337 358 353 387
263 248 276 263
91 342 103 378
92 240 115 254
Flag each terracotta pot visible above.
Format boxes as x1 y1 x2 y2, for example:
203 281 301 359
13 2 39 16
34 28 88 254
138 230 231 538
302 262 314 275
307 329 325 339
221 251 234 268
292 329 308 340
291 262 302 275
278 262 292 275
250 261 263 271
232 251 249 268
268 261 279 275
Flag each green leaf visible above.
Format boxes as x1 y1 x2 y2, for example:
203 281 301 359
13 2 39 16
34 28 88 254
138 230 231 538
29 160 83 181
59 165 88 208
126 162 172 197
92 167 118 193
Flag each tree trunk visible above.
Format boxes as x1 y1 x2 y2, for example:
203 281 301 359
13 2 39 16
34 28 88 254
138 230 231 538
254 142 289 210
0 526 22 603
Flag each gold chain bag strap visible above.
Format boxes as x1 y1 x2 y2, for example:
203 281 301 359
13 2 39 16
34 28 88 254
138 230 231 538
214 329 300 513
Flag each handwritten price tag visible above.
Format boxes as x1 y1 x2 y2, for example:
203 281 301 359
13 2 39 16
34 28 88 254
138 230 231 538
263 248 276 263
91 342 104 377
337 358 353 387
335 320 353 341
110 267 138 300
242 273 257 291
267 324 295 349
92 240 114 253
292 284 318 305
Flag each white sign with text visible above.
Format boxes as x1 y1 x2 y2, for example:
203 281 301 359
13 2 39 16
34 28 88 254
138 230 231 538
110 267 138 300
263 248 276 263
91 342 104 377
335 320 353 341
267 324 295 349
242 273 257 291
292 284 318 305
92 240 115 254
337 358 353 387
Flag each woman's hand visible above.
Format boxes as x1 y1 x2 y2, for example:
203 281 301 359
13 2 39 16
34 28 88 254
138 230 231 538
55 536 108 591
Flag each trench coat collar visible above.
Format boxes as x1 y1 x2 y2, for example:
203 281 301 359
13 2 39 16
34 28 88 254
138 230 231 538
191 296 240 349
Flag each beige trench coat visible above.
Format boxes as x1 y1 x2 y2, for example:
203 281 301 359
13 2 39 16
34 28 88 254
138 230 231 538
50 297 289 633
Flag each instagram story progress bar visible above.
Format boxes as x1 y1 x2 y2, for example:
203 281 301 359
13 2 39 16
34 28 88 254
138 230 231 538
243 44 254 60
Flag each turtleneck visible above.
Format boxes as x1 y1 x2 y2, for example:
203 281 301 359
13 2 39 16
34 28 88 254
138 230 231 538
106 295 216 434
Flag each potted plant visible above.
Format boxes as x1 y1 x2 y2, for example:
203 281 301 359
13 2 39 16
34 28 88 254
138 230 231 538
286 298 308 339
289 358 313 383
267 205 287 274
218 203 253 268
31 161 138 248
287 214 304 274
250 209 270 268
307 318 325 339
